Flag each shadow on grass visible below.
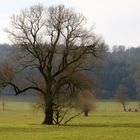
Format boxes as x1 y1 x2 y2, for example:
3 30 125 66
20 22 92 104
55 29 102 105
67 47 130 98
0 123 140 132
64 123 140 128
0 127 42 132
29 122 140 128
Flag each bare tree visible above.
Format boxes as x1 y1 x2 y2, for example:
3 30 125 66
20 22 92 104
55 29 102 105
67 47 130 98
76 90 95 117
0 91 6 111
0 5 107 125
1 97 6 111
116 85 128 112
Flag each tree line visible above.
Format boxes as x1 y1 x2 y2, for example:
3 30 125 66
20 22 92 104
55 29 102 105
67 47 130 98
95 45 140 100
0 5 106 125
0 45 140 99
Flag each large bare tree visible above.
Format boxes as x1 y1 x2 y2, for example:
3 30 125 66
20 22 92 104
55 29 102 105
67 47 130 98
0 5 107 124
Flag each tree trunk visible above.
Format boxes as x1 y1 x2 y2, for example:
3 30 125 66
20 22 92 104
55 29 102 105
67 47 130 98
84 110 88 117
55 111 60 124
42 103 53 125
123 103 126 112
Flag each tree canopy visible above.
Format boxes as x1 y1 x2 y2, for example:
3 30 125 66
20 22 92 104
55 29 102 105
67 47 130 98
0 5 107 125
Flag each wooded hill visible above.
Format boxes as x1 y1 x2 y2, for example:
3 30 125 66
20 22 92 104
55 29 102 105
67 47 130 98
0 44 140 100
95 45 140 100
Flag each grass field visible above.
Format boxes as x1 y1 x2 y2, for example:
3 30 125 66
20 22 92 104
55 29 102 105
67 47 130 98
0 97 140 140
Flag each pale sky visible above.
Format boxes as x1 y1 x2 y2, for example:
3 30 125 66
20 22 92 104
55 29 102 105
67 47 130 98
0 0 140 48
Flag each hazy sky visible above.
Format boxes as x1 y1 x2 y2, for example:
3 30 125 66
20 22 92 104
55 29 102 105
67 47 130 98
0 0 140 47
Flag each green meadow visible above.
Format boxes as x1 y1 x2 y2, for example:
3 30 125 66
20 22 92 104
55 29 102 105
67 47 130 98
0 98 140 140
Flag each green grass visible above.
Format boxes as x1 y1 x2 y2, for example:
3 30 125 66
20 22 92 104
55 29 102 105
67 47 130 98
0 98 140 140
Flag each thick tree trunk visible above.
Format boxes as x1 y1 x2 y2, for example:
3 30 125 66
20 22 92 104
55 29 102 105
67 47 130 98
84 110 89 117
42 103 53 125
55 111 60 124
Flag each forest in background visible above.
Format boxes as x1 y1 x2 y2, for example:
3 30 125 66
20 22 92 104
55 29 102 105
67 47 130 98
0 44 140 100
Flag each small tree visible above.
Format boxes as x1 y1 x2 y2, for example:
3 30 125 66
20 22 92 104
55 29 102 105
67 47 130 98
1 97 6 111
76 90 95 117
0 4 107 125
116 85 128 111
0 93 6 111
0 81 8 112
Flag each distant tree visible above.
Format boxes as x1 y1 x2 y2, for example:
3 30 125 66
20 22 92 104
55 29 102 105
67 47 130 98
116 85 128 111
117 45 125 52
1 97 6 111
138 103 140 110
112 45 125 53
0 5 107 125
0 89 6 111
133 68 140 101
76 90 95 117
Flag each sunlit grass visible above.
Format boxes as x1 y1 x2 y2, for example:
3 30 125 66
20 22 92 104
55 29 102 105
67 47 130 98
0 98 139 140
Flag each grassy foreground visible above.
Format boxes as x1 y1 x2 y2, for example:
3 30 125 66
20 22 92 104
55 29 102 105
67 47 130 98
0 98 140 140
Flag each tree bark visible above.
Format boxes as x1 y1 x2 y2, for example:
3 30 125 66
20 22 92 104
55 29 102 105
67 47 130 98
84 110 88 117
42 103 53 125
